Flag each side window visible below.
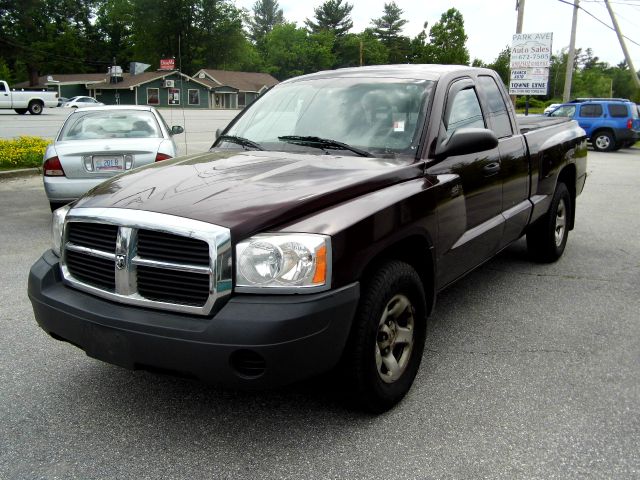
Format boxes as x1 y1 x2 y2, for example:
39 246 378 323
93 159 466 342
580 104 603 117
0 83 6 92
608 104 628 118
445 87 484 135
478 76 513 138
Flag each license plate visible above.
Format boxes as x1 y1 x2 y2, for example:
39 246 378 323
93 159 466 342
94 155 124 171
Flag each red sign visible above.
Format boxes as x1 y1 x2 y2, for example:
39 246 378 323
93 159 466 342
159 58 175 70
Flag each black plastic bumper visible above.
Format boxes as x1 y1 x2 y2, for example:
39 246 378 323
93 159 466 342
28 250 359 388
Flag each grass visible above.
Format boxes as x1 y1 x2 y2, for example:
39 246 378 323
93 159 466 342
0 136 49 170
515 107 545 115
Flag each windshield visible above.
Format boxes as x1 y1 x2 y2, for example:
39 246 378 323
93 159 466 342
59 110 162 140
549 105 576 118
218 77 434 158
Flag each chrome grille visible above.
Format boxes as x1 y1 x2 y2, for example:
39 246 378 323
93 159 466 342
60 209 232 316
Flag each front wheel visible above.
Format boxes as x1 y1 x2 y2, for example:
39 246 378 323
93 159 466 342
526 183 571 263
592 131 614 152
28 101 43 115
344 260 427 413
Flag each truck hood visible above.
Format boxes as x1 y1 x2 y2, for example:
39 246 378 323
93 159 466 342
73 150 423 238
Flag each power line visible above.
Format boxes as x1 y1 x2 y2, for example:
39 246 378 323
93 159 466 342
557 0 640 47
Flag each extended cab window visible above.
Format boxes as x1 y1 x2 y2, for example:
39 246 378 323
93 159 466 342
0 83 6 92
608 104 628 118
580 104 603 117
477 76 513 138
445 87 484 134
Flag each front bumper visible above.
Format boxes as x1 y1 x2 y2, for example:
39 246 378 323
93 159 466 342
28 251 359 387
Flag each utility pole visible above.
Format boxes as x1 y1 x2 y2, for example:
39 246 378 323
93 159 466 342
510 0 525 106
604 0 640 90
562 0 579 102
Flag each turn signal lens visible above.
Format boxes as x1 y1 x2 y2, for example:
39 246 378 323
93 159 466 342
44 156 65 176
155 152 172 162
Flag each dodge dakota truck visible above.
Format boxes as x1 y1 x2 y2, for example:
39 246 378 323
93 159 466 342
0 80 58 114
28 65 587 412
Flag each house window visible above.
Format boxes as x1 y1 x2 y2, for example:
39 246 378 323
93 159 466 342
94 89 102 96
238 92 246 108
147 88 159 105
188 89 200 105
168 88 180 105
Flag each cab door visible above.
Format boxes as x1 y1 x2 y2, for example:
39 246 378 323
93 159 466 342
0 82 11 109
427 78 503 287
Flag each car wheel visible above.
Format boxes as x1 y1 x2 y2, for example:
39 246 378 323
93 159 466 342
526 182 571 263
14 108 27 114
344 260 427 413
28 101 43 115
592 131 614 152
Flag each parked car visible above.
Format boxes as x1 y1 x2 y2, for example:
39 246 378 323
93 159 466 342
548 99 640 151
543 103 561 115
43 105 184 210
57 97 69 107
29 65 587 412
61 96 105 108
0 79 58 114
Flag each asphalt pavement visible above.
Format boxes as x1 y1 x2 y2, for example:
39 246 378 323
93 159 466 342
0 149 639 479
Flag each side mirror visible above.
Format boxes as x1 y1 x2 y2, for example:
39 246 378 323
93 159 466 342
215 128 222 139
171 125 184 135
435 128 498 160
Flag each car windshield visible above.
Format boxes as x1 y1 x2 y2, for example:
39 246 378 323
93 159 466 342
218 77 434 158
549 105 576 118
59 110 162 140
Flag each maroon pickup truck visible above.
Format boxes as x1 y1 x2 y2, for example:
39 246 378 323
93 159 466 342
28 65 587 412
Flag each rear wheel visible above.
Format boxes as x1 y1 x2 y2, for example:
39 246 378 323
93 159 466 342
592 131 614 152
28 101 43 115
526 183 571 263
344 260 427 413
14 108 27 114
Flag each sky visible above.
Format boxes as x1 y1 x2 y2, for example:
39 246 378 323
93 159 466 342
235 0 640 68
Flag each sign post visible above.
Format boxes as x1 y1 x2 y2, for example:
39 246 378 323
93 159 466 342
509 32 553 114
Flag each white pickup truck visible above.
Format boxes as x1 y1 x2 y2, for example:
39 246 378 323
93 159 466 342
0 80 58 114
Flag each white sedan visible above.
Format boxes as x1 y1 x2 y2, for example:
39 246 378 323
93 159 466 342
43 105 184 210
61 96 105 108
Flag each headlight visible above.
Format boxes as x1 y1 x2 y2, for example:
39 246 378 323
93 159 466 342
51 204 71 257
236 234 330 292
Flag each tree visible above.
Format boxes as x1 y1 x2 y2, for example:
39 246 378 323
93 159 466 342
488 45 510 85
305 0 353 37
247 0 284 49
335 30 389 68
263 23 335 79
370 2 409 63
425 8 469 65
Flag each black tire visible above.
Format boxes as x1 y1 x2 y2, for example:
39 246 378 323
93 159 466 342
14 108 27 114
526 183 571 263
49 201 67 212
28 101 43 115
343 260 427 413
591 131 614 152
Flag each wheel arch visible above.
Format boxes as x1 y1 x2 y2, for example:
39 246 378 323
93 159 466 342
591 127 616 142
358 234 436 316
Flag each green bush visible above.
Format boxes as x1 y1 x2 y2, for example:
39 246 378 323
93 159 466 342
0 136 49 169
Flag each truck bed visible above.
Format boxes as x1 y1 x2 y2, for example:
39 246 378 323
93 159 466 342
517 115 571 133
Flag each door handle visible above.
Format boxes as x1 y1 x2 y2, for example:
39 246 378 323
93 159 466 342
483 162 500 177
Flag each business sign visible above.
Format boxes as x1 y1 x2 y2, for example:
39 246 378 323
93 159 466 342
509 32 553 95
159 58 175 70
509 67 549 95
510 32 553 68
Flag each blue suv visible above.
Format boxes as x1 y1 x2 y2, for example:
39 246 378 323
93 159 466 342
548 99 639 151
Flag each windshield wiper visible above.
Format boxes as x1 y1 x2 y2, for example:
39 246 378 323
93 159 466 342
216 134 264 151
278 135 373 157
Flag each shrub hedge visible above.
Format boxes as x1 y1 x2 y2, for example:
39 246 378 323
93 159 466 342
0 136 49 169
